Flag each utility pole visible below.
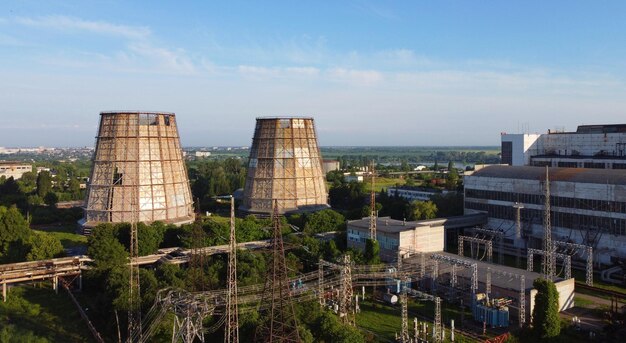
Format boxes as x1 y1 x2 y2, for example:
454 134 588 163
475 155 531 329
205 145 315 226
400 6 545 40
433 297 442 343
369 161 377 241
225 196 239 343
542 166 554 281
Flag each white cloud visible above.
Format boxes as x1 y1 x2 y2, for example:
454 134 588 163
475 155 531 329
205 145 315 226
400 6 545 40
326 68 383 85
15 15 150 40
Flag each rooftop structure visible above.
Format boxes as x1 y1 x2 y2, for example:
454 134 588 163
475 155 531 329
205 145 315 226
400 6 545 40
386 186 451 202
501 124 626 169
240 117 328 215
81 111 194 229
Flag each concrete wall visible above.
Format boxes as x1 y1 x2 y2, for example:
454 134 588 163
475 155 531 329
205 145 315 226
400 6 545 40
528 278 575 323
501 134 541 166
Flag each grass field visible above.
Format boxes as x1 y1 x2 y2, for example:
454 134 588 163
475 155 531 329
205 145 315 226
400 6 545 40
363 177 407 193
32 224 87 250
0 285 95 342
356 298 480 342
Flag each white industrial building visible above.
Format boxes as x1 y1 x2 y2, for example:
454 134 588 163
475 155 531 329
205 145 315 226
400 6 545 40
464 165 626 265
386 186 450 202
501 124 626 169
346 214 486 261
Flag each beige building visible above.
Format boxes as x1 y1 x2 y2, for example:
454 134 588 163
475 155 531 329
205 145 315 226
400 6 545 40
0 161 32 180
81 111 194 229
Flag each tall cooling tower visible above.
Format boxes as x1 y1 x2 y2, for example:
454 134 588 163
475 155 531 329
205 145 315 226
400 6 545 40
240 117 329 215
81 111 194 228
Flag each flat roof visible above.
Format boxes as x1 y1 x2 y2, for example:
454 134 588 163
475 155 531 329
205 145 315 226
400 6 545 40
469 165 626 186
0 161 31 165
347 214 487 234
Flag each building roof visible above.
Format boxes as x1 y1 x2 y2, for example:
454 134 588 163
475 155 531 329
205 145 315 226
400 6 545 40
347 214 487 234
469 165 626 186
0 161 30 166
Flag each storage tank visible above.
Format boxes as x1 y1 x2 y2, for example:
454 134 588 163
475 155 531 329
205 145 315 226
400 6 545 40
383 293 399 305
240 117 329 215
80 111 194 230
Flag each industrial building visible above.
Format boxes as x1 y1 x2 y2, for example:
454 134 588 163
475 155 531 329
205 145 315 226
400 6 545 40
240 117 328 215
501 124 626 169
81 111 194 229
346 214 486 261
386 186 451 202
464 165 626 265
0 161 32 180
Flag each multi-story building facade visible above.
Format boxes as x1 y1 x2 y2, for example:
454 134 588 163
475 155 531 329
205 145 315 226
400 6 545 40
0 161 32 180
464 165 626 264
501 124 626 169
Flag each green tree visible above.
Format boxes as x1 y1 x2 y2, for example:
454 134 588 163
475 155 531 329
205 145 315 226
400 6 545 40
532 278 561 339
87 224 128 273
0 206 32 262
36 171 52 198
43 192 58 207
303 209 345 234
27 232 64 260
364 239 381 265
67 178 82 200
406 201 438 221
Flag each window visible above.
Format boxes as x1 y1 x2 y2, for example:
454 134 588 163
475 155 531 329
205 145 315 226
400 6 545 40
112 167 123 185
164 115 171 126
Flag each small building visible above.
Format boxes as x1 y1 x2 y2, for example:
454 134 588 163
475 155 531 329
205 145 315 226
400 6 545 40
345 174 364 183
0 161 32 180
387 186 450 202
195 151 211 158
322 159 340 174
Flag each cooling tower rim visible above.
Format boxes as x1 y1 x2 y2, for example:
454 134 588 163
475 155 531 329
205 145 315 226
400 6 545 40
256 116 314 120
100 111 176 115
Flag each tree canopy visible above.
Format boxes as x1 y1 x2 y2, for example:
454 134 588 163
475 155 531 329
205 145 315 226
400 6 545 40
532 278 561 339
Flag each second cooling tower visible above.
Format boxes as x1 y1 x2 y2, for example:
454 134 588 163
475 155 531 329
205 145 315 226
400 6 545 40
240 117 329 215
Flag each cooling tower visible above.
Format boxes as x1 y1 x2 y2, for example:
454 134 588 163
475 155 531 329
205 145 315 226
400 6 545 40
81 111 194 228
240 117 329 215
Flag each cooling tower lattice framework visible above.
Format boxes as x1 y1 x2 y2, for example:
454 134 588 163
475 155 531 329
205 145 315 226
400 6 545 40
241 117 329 215
82 111 194 228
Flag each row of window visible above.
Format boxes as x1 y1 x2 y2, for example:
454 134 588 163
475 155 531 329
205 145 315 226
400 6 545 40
530 160 626 169
465 201 626 236
465 188 626 213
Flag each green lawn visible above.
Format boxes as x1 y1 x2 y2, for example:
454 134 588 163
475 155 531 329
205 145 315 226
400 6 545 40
364 177 406 193
356 298 479 342
0 285 95 342
32 224 87 250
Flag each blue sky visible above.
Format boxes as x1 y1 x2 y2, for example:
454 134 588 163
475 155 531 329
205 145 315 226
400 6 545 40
1 1 626 147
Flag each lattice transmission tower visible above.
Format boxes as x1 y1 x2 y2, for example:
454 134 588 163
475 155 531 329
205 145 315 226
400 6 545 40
339 254 355 326
128 161 141 342
542 166 555 280
399 277 410 343
254 200 301 342
226 195 239 343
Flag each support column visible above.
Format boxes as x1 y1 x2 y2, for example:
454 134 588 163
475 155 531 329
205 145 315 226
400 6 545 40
78 274 83 292
2 283 6 302
53 276 58 294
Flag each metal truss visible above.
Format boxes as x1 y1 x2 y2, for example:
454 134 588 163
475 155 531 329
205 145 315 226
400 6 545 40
430 254 478 295
458 235 493 263
527 248 571 279
470 227 504 264
554 241 593 286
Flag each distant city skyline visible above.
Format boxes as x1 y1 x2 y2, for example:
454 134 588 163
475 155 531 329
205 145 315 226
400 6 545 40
1 1 626 147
